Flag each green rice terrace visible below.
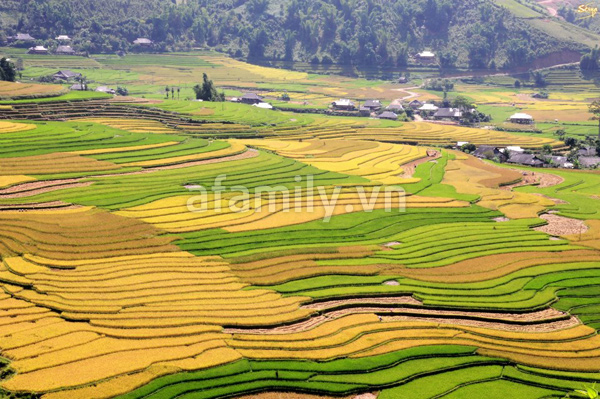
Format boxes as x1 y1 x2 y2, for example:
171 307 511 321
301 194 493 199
1 28 600 399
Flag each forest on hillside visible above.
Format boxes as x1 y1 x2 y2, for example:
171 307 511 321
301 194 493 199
0 0 585 69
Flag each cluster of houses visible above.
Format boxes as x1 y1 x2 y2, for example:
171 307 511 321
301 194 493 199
5 33 154 55
230 93 273 109
7 33 77 55
469 144 600 169
331 99 403 120
52 70 117 94
409 101 465 121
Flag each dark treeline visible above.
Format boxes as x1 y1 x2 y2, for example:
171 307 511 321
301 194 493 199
0 0 581 69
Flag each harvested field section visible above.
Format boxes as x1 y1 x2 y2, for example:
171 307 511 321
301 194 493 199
237 139 429 185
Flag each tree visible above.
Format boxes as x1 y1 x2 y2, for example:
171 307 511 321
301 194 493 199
514 80 521 88
177 87 180 100
452 96 473 111
0 58 16 82
165 86 170 99
589 100 600 138
461 143 476 153
171 87 175 99
542 144 553 155
581 46 600 72
193 73 224 101
116 86 129 96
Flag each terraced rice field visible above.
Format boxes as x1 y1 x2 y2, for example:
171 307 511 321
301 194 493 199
0 82 599 399
0 81 67 100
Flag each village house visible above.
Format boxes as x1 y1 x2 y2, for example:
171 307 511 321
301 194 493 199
55 45 76 55
506 146 525 154
418 103 439 116
433 108 462 121
240 93 263 105
386 103 404 113
580 156 600 169
133 38 153 46
27 46 49 55
541 155 573 169
53 70 82 81
398 76 408 84
362 100 382 112
507 153 545 167
408 99 423 109
378 111 398 121
509 113 534 124
70 83 87 91
9 33 35 43
472 146 507 162
579 147 597 157
95 86 116 95
56 35 71 41
415 51 436 63
359 106 371 116
253 102 273 109
332 99 356 111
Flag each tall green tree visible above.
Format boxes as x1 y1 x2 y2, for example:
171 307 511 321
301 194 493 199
193 73 224 101
0 58 16 82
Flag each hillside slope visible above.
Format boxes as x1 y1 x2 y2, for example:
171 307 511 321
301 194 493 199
0 0 595 69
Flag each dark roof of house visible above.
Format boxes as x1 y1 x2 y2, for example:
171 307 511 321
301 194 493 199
387 103 404 111
359 105 370 111
507 153 544 166
363 100 382 108
539 155 570 167
70 84 86 90
54 70 81 78
15 33 35 41
409 99 423 105
56 45 75 53
379 111 398 120
433 108 462 118
580 156 600 168
472 146 500 157
241 93 262 100
579 147 597 157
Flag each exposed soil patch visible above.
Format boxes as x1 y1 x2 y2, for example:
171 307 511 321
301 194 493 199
493 217 510 222
225 299 576 335
302 296 421 310
234 393 375 399
534 213 588 237
0 201 81 211
402 150 441 178
382 314 578 333
0 181 93 199
0 178 80 194
501 170 563 190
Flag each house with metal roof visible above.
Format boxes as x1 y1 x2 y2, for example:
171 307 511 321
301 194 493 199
332 99 356 111
509 113 534 124
133 38 153 46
